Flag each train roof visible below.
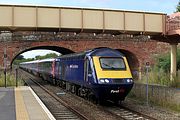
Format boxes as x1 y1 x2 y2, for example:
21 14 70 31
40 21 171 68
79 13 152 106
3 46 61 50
56 47 125 59
38 58 55 63
20 58 55 64
20 60 39 64
89 47 125 57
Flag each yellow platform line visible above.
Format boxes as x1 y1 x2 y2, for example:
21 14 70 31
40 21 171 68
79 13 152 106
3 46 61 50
15 87 29 120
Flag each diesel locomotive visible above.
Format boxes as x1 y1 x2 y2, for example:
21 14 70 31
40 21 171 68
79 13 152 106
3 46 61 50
20 48 134 103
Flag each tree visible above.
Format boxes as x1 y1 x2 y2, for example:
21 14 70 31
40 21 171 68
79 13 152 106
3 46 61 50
35 55 41 60
35 53 59 60
13 53 59 65
156 49 180 72
176 1 180 12
16 55 24 60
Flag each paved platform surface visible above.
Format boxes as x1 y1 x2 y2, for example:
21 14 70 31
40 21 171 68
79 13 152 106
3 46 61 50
0 88 15 120
0 86 55 120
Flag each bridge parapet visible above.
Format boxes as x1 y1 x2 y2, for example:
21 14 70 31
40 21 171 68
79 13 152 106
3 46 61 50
166 12 180 35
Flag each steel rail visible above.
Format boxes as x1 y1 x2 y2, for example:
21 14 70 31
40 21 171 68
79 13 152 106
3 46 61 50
24 78 89 120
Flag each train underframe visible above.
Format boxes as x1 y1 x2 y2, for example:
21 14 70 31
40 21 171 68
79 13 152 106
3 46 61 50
21 68 133 104
54 78 133 104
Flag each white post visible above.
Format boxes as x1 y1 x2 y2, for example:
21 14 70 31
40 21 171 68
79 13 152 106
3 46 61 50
138 61 142 81
4 47 7 88
145 62 150 106
170 44 177 81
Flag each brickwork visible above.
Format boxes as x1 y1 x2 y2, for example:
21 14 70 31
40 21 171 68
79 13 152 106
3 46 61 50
0 39 170 73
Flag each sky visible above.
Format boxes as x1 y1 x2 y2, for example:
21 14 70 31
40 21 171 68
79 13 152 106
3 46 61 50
0 0 179 14
1 0 178 58
21 50 61 59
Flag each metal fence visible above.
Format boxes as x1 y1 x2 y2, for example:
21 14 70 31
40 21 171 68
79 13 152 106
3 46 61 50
129 83 180 110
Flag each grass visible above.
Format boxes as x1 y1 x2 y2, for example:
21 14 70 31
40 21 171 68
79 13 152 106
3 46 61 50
138 67 180 88
128 90 180 112
130 67 180 112
0 70 25 87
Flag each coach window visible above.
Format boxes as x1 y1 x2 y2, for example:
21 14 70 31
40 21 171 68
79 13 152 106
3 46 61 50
88 62 92 74
55 62 59 75
85 59 92 82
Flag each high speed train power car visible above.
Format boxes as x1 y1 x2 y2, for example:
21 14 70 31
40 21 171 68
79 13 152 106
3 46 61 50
20 47 134 103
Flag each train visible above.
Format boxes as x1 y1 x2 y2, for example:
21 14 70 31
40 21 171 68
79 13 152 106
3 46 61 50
20 47 134 103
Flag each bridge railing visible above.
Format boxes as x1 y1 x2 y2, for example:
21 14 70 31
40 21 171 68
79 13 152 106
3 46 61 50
0 5 165 35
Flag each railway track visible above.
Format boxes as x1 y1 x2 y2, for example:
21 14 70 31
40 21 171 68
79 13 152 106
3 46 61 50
102 105 157 120
24 78 89 120
21 70 157 120
30 77 156 120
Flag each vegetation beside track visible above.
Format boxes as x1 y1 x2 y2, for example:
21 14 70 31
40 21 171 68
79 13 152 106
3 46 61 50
130 49 180 112
13 53 59 65
139 49 180 88
0 70 25 87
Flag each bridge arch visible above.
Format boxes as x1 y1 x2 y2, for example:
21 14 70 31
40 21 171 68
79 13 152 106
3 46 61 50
11 45 140 78
3 39 162 82
116 49 140 80
11 46 75 67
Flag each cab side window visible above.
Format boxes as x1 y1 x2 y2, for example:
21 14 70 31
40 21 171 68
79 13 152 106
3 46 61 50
55 62 59 75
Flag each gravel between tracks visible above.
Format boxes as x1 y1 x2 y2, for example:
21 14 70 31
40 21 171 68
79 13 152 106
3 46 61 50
122 98 180 120
21 70 120 120
47 84 120 120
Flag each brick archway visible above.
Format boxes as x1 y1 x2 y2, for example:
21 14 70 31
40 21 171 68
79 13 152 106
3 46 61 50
10 46 75 66
0 40 169 74
117 49 139 68
116 49 140 79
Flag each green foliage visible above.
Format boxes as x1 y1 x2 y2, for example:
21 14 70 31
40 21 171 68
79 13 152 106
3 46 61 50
156 49 180 72
13 58 35 65
177 49 180 69
0 71 25 87
140 67 171 86
139 49 180 88
156 54 170 72
16 55 24 60
35 53 59 60
176 1 180 12
13 53 59 65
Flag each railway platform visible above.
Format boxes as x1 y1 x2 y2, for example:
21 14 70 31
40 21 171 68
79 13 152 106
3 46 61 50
0 86 55 120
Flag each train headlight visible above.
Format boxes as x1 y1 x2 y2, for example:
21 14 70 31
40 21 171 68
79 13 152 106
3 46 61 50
99 79 110 84
105 79 110 83
99 79 105 83
126 78 133 83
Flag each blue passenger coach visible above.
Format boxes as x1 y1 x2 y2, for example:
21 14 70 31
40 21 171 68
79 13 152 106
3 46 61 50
53 48 134 102
20 48 133 103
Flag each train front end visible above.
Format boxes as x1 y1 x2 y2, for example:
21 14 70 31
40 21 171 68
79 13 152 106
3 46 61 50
90 49 134 102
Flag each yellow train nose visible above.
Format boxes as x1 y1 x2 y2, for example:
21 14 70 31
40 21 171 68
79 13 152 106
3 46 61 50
93 56 133 80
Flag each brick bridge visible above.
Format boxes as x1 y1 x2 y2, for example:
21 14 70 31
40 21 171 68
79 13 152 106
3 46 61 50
0 33 169 79
1 5 178 80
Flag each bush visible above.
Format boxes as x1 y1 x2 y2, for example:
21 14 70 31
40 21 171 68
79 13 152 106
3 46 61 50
141 49 180 88
0 70 25 87
157 49 180 72
140 67 171 86
138 49 180 88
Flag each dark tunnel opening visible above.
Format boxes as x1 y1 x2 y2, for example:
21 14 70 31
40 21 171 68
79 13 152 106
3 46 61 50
116 49 139 80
